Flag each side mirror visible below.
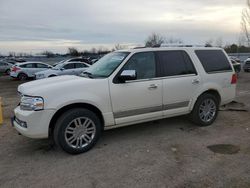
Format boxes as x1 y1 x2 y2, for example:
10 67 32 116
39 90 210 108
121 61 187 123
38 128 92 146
119 70 137 83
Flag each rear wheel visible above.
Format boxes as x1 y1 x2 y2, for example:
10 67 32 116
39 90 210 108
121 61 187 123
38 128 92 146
5 69 10 75
54 108 102 154
18 73 28 81
190 93 219 126
48 75 56 77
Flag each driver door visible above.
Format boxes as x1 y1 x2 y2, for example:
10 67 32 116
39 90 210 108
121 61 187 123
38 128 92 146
109 52 163 125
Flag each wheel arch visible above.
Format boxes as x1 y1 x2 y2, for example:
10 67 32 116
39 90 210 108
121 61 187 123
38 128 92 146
191 89 221 110
49 103 104 138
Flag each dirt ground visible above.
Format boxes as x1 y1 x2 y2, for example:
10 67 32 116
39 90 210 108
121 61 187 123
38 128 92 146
0 73 250 188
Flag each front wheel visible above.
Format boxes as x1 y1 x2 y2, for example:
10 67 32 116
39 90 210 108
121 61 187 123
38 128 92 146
190 93 219 126
54 108 102 154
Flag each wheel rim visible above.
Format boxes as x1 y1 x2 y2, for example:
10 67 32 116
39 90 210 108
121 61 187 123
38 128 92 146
19 74 26 80
199 99 216 123
64 117 96 149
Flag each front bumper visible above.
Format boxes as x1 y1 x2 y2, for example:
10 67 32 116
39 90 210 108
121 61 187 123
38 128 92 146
12 106 55 139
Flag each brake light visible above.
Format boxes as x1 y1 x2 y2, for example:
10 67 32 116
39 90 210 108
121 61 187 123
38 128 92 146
231 74 237 84
11 66 20 72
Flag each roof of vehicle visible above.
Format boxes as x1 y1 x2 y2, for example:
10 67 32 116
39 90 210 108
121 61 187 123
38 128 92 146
116 47 223 53
15 61 49 66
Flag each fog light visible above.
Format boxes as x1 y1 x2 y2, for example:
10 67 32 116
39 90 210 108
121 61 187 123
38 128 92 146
15 117 27 128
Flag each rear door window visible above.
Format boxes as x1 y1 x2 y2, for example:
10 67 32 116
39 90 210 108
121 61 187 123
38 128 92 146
20 64 34 68
36 63 49 68
157 50 197 77
195 50 232 73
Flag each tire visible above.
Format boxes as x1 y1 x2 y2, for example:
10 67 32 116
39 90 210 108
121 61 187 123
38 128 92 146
190 93 219 126
5 69 10 75
53 108 102 154
48 75 56 77
18 73 28 81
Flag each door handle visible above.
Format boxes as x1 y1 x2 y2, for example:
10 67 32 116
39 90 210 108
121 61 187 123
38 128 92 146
192 79 200 84
148 84 158 89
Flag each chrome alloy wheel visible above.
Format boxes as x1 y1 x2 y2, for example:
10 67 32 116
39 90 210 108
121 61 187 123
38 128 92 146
199 99 216 123
64 117 96 149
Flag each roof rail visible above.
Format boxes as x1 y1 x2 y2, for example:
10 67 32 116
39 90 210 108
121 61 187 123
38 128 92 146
160 43 205 47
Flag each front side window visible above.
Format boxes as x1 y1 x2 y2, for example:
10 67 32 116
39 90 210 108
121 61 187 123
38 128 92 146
63 63 75 69
36 64 48 68
85 52 130 78
122 52 156 80
157 51 196 77
195 50 232 73
75 63 87 68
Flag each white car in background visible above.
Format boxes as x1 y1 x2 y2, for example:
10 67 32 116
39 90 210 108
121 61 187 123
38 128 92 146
35 62 90 79
0 61 13 75
10 62 52 80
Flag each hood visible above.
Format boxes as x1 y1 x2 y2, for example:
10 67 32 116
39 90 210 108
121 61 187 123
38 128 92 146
18 75 86 96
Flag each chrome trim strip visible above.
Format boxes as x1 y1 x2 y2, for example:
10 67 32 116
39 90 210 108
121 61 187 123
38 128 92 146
113 101 190 119
114 106 162 119
125 74 197 83
163 101 189 110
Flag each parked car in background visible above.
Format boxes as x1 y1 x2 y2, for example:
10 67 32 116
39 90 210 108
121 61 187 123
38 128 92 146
231 59 241 73
0 61 13 75
10 62 52 80
52 57 91 67
35 62 90 79
243 59 250 72
229 56 241 63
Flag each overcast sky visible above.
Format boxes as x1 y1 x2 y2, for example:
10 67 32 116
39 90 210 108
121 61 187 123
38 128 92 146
0 0 246 54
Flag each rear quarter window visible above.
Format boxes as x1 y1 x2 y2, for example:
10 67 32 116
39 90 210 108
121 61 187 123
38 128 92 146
195 50 232 73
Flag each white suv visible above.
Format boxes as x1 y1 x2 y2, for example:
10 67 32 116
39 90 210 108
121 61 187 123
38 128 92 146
12 47 236 154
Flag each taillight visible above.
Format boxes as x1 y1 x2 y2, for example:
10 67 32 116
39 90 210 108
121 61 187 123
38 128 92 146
231 74 237 84
11 66 20 72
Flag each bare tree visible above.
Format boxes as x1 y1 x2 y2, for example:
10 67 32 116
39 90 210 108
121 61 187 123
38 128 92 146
241 0 250 46
145 33 165 47
114 44 127 50
165 37 183 44
68 47 80 56
215 37 223 48
205 39 214 47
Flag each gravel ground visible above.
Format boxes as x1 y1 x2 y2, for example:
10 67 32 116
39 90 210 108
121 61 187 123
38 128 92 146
0 73 250 188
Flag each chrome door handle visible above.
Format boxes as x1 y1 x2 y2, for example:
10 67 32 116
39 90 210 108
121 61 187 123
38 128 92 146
192 79 200 84
148 84 158 89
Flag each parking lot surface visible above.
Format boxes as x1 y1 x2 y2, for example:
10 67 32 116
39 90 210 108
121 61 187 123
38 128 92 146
0 74 250 188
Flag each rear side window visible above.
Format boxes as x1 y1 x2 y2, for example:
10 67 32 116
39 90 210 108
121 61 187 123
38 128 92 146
195 50 232 73
157 51 196 77
20 64 34 68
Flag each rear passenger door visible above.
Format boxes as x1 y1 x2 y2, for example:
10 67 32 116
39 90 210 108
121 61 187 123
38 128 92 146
21 63 37 77
156 50 201 116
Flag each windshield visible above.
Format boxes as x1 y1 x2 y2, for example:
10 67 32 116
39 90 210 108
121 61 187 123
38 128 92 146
83 52 130 78
52 63 64 70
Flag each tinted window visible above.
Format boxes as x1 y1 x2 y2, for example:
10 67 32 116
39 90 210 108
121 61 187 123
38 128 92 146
195 50 232 73
63 63 74 69
75 63 87 68
69 58 80 62
20 63 34 68
36 63 48 68
157 51 196 77
123 52 156 80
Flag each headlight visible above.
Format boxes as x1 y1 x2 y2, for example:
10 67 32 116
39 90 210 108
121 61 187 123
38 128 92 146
20 96 44 111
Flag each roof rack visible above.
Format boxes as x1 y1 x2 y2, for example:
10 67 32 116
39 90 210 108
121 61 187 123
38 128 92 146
160 43 205 47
